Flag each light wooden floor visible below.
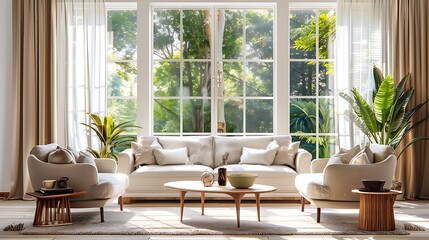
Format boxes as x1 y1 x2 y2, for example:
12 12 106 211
1 199 429 240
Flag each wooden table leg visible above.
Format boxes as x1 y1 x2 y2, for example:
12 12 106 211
180 191 187 222
255 193 261 222
201 192 205 215
228 193 245 228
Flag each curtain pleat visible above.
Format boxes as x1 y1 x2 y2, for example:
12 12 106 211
393 0 429 199
10 0 56 199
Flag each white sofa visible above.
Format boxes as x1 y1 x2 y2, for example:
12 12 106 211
118 135 312 202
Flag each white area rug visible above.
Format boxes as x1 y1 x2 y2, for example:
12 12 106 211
20 204 411 235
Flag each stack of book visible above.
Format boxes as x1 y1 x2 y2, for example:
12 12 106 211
38 187 74 195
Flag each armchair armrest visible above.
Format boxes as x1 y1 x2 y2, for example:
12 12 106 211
28 155 99 192
295 148 312 174
95 158 117 173
323 155 397 201
310 158 329 173
118 148 134 175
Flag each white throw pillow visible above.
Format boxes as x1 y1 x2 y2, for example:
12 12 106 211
132 140 163 167
239 147 277 166
153 147 189 165
349 152 370 165
272 142 300 168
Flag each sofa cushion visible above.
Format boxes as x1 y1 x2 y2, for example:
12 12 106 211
48 146 76 164
295 173 329 200
217 164 298 193
132 140 162 167
153 147 189 165
214 136 276 167
272 141 300 168
30 143 59 162
157 136 213 167
370 144 395 163
239 147 277 165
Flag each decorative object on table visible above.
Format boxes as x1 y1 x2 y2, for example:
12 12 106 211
201 170 215 187
360 179 387 192
218 152 229 186
339 65 429 158
57 176 69 188
39 187 74 195
227 173 258 189
81 113 141 160
42 179 56 189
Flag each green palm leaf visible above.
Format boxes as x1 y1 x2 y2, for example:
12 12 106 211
374 75 395 124
351 88 379 133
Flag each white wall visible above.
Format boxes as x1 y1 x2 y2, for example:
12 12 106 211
0 0 13 192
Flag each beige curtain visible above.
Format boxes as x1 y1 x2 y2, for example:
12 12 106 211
393 0 429 200
10 0 56 199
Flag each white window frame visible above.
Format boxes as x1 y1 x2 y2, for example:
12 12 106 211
289 3 337 159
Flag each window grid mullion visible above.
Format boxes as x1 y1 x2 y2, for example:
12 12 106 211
179 9 184 135
242 9 247 135
315 10 320 158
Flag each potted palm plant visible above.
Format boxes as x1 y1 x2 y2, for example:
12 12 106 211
339 66 429 158
81 113 141 160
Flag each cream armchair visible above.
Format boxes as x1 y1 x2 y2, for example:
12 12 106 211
27 144 129 222
295 144 396 222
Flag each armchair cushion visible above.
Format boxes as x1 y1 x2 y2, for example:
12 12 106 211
30 143 58 162
47 146 76 164
295 173 329 200
76 151 97 170
370 144 395 163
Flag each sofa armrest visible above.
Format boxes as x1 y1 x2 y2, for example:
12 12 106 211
295 148 312 174
310 158 329 173
95 158 117 173
118 148 134 175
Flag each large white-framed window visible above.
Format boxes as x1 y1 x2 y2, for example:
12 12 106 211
151 4 275 136
289 4 336 159
106 2 138 128
104 1 337 150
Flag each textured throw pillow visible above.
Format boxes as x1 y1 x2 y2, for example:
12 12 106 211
67 146 79 160
153 147 189 165
335 145 361 164
239 147 278 165
76 151 98 170
357 146 374 163
30 143 59 162
267 140 280 150
131 140 162 167
272 142 300 168
47 146 76 164
349 152 370 165
370 144 395 163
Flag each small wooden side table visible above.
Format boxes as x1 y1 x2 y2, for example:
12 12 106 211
26 191 86 227
352 189 401 231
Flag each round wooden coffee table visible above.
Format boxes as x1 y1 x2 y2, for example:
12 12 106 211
26 191 86 227
352 189 401 231
164 181 276 227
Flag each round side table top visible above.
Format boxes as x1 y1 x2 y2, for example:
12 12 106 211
352 189 402 195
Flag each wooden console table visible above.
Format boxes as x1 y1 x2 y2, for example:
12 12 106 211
352 189 401 231
26 191 86 227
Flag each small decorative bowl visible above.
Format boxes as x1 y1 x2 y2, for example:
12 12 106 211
361 179 386 192
227 173 258 189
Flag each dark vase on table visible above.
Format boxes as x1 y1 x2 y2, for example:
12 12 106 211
218 167 227 186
